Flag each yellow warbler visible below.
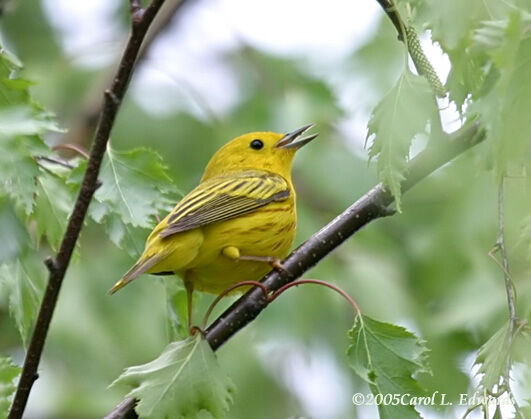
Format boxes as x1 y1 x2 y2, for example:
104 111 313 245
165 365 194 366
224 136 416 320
109 124 317 326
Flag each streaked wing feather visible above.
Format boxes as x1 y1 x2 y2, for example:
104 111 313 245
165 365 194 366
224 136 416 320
160 172 290 238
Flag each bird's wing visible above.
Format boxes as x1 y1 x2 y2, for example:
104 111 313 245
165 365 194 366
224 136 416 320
159 171 290 238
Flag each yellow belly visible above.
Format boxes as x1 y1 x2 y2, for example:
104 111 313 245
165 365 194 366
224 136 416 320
146 200 296 294
185 201 296 293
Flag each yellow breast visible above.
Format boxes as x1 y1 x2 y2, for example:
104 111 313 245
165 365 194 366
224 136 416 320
187 199 296 293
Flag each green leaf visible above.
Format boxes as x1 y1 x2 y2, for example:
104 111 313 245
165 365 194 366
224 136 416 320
0 255 46 346
0 40 61 133
69 144 175 255
424 0 511 51
96 144 174 227
0 135 47 216
111 335 235 419
98 212 149 257
0 107 59 137
416 0 515 111
347 315 429 419
0 43 23 72
0 39 62 216
474 323 509 391
0 199 30 264
31 171 74 250
468 11 531 176
367 69 436 210
0 356 21 418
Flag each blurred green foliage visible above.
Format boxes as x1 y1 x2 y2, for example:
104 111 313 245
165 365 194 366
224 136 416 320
1 0 530 418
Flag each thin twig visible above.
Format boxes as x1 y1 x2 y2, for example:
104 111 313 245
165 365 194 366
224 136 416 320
129 0 144 23
461 403 482 419
375 0 405 40
52 143 89 159
495 179 518 330
34 156 75 170
7 2 166 418
487 178 522 417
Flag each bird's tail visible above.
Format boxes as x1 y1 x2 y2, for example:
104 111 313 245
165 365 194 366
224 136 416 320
108 254 162 295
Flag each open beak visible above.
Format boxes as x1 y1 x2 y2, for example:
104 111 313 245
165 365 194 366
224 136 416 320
276 123 318 149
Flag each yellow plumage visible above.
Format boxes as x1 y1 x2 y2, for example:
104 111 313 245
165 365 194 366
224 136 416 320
110 125 317 323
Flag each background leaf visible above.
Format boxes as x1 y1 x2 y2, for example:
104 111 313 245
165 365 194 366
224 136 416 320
468 11 531 177
0 255 46 347
367 69 436 210
347 315 429 418
474 322 509 391
111 335 235 419
0 134 48 217
31 171 74 250
0 40 61 216
69 145 176 255
0 356 21 419
0 199 30 264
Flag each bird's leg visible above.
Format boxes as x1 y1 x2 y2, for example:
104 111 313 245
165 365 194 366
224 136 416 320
184 278 196 335
238 255 285 271
222 246 285 271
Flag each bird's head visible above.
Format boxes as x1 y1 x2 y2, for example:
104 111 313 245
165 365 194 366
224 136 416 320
202 124 318 181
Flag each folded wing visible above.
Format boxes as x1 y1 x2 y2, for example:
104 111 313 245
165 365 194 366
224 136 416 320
160 171 290 238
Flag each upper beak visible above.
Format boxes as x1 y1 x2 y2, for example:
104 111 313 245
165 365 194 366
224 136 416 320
276 123 318 149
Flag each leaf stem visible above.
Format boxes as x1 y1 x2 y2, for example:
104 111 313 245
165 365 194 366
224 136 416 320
268 279 361 316
201 281 269 328
7 2 166 418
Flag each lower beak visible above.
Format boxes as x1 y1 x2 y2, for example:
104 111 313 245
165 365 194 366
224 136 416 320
276 123 318 149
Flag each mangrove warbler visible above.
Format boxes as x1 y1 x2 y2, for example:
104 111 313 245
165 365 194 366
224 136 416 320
109 124 317 326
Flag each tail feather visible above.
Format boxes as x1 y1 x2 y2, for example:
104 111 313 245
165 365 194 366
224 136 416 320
108 254 162 295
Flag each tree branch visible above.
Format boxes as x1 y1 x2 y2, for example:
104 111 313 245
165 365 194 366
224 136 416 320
7 1 166 418
375 0 405 40
104 397 138 419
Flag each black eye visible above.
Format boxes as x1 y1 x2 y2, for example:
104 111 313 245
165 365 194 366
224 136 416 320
250 139 264 150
